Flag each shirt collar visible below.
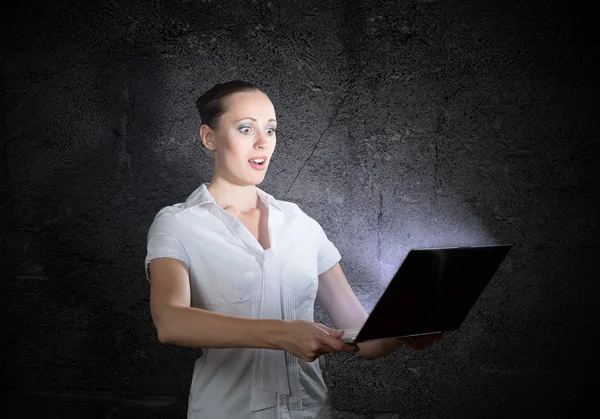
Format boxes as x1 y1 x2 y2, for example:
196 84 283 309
183 183 283 212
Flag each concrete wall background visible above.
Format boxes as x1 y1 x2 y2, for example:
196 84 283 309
2 0 598 417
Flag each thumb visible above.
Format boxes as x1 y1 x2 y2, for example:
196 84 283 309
322 326 344 337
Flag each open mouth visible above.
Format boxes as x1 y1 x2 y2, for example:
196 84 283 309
248 158 267 170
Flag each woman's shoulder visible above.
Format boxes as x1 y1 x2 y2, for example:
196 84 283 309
154 202 186 217
147 202 199 237
151 202 187 224
270 196 308 216
271 197 322 227
272 197 300 212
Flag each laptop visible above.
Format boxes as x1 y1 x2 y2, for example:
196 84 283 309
341 244 513 343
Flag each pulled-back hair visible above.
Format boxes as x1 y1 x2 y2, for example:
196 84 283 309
195 80 268 130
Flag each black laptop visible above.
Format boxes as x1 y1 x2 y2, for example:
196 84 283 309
341 244 513 343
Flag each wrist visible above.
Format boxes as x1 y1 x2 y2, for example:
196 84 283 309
263 319 289 350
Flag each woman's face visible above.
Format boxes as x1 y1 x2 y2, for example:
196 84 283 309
205 90 277 186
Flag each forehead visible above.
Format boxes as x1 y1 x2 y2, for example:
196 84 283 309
222 91 276 120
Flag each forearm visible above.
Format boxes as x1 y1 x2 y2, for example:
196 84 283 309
156 305 285 350
358 338 404 360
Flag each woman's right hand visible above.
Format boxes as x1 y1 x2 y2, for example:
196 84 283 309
278 320 360 362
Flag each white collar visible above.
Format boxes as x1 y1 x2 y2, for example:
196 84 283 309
182 183 283 212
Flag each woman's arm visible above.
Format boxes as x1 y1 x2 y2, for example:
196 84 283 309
148 257 359 360
149 257 284 349
316 263 405 360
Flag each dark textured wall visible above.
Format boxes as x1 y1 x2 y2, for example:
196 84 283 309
2 0 598 418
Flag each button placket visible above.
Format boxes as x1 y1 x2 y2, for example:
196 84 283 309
250 247 291 412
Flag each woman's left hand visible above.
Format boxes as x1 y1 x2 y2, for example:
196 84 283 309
396 333 444 350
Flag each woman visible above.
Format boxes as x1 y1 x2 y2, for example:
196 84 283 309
145 80 439 419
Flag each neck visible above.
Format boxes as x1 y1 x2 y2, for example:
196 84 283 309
207 176 260 212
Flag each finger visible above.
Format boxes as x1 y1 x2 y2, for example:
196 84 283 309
321 334 345 351
314 325 357 352
320 342 359 354
319 343 339 354
345 343 360 352
313 342 348 358
397 338 426 350
422 334 444 346
319 325 344 338
408 334 442 344
313 323 332 336
322 334 359 352
312 325 344 349
406 343 427 351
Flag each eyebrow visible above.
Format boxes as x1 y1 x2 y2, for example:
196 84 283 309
235 117 277 123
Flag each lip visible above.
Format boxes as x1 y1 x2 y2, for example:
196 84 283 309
248 155 268 172
248 155 268 162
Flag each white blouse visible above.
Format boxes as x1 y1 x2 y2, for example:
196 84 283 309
145 183 342 419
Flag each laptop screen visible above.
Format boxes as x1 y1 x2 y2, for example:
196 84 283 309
355 245 512 342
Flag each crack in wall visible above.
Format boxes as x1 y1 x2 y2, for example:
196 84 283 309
377 189 383 261
283 51 376 199
283 90 350 199
434 134 439 207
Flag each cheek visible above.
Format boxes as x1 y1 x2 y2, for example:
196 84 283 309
222 138 249 159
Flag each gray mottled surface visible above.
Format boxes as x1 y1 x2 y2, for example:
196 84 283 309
2 0 598 418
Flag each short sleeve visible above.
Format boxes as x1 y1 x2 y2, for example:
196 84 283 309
145 234 190 283
314 220 342 275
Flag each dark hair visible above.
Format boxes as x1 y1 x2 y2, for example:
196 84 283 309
195 80 268 130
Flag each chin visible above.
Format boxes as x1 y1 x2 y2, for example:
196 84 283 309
243 174 266 186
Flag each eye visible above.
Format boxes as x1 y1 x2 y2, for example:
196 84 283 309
266 126 277 135
238 124 253 134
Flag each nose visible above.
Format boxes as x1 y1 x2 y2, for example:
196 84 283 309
254 131 269 150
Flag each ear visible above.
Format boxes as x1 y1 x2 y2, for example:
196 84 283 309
200 125 216 151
